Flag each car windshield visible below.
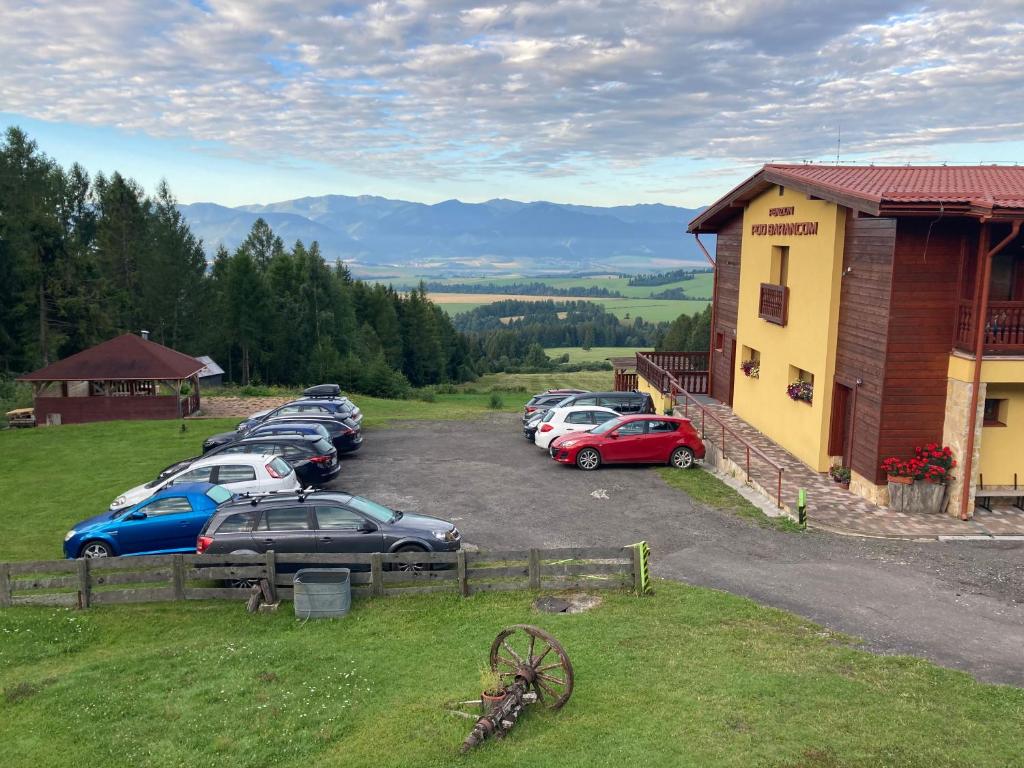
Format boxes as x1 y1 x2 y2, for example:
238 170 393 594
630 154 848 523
347 496 397 523
206 485 234 504
541 410 557 423
590 417 626 435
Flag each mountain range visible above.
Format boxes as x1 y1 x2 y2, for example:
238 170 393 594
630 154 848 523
178 195 710 277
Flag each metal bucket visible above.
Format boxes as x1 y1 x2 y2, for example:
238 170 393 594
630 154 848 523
293 568 351 619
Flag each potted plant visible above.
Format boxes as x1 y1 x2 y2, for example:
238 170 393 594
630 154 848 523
479 665 505 710
740 359 760 379
880 445 956 513
829 465 851 489
786 380 813 403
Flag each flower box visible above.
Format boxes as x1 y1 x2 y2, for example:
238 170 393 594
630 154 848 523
786 380 813 403
882 444 955 514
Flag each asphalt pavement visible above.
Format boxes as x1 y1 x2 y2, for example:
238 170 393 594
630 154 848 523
334 413 1024 686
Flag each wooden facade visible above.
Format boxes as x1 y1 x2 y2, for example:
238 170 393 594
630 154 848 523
710 215 742 405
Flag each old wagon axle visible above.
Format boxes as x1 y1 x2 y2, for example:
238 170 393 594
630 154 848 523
459 624 574 753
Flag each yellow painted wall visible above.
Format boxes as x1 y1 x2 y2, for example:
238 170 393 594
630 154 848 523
731 185 847 471
977 383 1024 486
948 354 1024 384
635 374 674 415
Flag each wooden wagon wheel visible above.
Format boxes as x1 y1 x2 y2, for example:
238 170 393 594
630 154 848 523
489 624 574 710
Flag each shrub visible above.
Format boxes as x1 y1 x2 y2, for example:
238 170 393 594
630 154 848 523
488 393 504 409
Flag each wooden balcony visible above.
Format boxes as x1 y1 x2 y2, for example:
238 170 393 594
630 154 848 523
955 300 1024 354
758 283 788 326
634 351 709 396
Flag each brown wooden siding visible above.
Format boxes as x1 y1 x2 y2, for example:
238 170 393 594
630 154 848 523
34 395 188 424
711 214 742 403
876 218 974 481
834 215 896 483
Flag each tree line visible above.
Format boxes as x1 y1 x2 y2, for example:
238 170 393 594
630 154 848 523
627 267 710 286
423 281 625 298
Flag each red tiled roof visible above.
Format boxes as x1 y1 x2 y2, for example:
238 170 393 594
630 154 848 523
689 164 1024 232
18 334 204 381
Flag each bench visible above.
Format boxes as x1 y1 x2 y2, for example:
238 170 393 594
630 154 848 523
975 483 1024 512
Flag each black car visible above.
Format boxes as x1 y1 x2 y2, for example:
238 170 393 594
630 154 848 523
548 391 655 415
522 392 586 425
163 434 340 487
203 414 362 455
522 411 546 441
237 384 362 432
197 491 461 569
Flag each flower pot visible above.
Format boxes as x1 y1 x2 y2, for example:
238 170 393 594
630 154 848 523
481 690 505 712
887 475 913 485
840 481 850 490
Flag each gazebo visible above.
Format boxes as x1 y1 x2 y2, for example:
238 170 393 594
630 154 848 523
18 333 204 425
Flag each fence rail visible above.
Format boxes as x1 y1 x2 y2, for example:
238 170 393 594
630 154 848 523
0 546 643 608
636 352 709 396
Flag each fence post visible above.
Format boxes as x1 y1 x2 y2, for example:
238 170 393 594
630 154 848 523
0 563 11 607
264 550 278 602
528 549 541 590
371 554 384 597
171 555 186 600
457 550 469 597
77 558 91 609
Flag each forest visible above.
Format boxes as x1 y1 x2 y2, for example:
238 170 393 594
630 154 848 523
0 127 712 396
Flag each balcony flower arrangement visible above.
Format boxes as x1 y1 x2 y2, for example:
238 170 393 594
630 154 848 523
740 359 760 378
786 379 813 403
829 465 851 489
880 444 956 514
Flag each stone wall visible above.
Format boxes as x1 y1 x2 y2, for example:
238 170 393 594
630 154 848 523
941 377 985 518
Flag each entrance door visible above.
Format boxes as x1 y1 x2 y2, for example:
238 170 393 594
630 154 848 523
727 340 737 406
828 382 854 464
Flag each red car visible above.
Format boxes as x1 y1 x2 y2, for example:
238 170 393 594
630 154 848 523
549 415 705 471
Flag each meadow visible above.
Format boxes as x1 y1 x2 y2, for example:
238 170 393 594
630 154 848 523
1 388 1023 767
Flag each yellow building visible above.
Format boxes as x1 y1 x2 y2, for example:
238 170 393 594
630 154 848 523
678 164 1024 518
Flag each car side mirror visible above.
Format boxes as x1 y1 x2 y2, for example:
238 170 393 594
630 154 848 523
608 431 619 439
359 521 378 533
127 510 147 520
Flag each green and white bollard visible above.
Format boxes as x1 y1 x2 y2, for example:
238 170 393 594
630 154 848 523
798 488 807 528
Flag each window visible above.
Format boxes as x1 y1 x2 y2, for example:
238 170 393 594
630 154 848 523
141 497 193 516
715 332 724 352
216 465 258 484
573 397 597 406
541 410 558 423
214 511 257 533
221 444 248 454
346 496 397 524
615 421 646 436
268 457 293 477
312 438 334 454
984 398 1008 427
174 466 214 484
206 485 233 504
315 506 364 529
259 507 311 531
277 405 304 415
590 411 617 425
647 420 679 433
565 411 592 425
770 245 789 286
299 405 329 413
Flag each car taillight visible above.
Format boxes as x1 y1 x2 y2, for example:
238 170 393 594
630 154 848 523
197 536 212 554
310 454 332 464
525 406 536 413
265 462 282 478
540 424 553 432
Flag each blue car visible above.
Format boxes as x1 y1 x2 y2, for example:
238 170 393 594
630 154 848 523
63 483 234 559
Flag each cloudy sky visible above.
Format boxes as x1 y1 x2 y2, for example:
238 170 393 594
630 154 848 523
2 0 1022 207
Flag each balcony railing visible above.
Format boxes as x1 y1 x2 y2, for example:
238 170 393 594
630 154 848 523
758 283 788 326
635 351 709 396
955 300 1024 354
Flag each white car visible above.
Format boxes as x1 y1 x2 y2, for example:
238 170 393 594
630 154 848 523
109 454 300 511
534 405 620 450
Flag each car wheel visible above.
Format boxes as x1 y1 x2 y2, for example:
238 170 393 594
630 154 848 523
576 448 601 471
670 447 695 469
391 545 429 572
80 541 113 558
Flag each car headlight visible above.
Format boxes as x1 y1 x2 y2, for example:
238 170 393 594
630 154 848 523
561 440 579 448
64 529 77 542
431 528 460 542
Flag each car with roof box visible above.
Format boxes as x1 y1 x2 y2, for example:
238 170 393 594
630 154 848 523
203 412 362 455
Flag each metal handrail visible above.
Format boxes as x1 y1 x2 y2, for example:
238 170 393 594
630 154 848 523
636 353 785 507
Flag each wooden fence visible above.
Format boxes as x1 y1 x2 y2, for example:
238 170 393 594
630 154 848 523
0 546 642 608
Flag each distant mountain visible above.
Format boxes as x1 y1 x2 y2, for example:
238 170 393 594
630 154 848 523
179 194 710 276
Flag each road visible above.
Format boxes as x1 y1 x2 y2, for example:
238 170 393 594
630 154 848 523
336 414 1024 686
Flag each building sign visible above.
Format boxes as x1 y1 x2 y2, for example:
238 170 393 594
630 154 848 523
769 206 795 217
751 221 819 236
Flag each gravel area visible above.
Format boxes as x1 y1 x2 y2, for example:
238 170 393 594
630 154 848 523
333 413 1024 686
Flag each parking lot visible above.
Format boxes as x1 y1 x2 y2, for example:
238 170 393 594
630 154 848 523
337 413 1024 686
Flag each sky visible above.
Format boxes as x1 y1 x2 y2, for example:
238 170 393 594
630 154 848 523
1 0 1022 209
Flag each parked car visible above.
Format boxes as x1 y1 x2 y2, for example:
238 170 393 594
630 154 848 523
65 483 234 559
197 491 461 572
533 405 620 450
522 391 588 425
110 454 300 512
249 421 331 441
549 415 705 471
161 435 340 488
237 384 362 432
522 411 546 441
203 413 362 455
548 391 656 415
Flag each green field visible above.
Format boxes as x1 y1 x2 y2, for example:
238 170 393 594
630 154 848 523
544 346 645 363
416 272 713 300
2 402 1024 767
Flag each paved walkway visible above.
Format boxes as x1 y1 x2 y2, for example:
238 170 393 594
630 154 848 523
689 399 1024 539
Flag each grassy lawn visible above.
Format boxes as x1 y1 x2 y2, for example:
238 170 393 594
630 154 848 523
545 345 645 363
3 586 1023 768
466 370 613 392
658 467 804 533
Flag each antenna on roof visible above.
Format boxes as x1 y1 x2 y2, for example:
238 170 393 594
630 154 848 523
835 124 841 166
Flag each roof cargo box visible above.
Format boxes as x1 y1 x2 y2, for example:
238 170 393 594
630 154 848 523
303 383 341 399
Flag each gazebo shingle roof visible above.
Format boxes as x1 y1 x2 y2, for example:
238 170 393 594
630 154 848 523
18 334 204 382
